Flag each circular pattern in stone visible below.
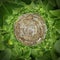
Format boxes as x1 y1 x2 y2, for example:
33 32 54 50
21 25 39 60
14 13 47 45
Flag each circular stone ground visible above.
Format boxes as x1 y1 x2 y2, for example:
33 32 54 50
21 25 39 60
14 13 47 45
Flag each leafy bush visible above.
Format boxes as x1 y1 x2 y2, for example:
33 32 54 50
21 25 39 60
0 0 60 60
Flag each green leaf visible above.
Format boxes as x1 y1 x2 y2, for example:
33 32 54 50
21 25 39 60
0 49 11 60
2 3 12 14
0 43 5 50
56 0 60 8
0 34 5 50
0 2 2 7
0 16 3 28
55 20 60 33
58 57 60 60
50 9 60 17
22 0 31 5
49 0 56 7
42 0 56 10
54 40 60 53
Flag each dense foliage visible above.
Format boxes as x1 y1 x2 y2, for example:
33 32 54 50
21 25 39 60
0 0 60 60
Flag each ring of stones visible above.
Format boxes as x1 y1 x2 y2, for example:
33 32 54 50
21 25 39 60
14 13 47 45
